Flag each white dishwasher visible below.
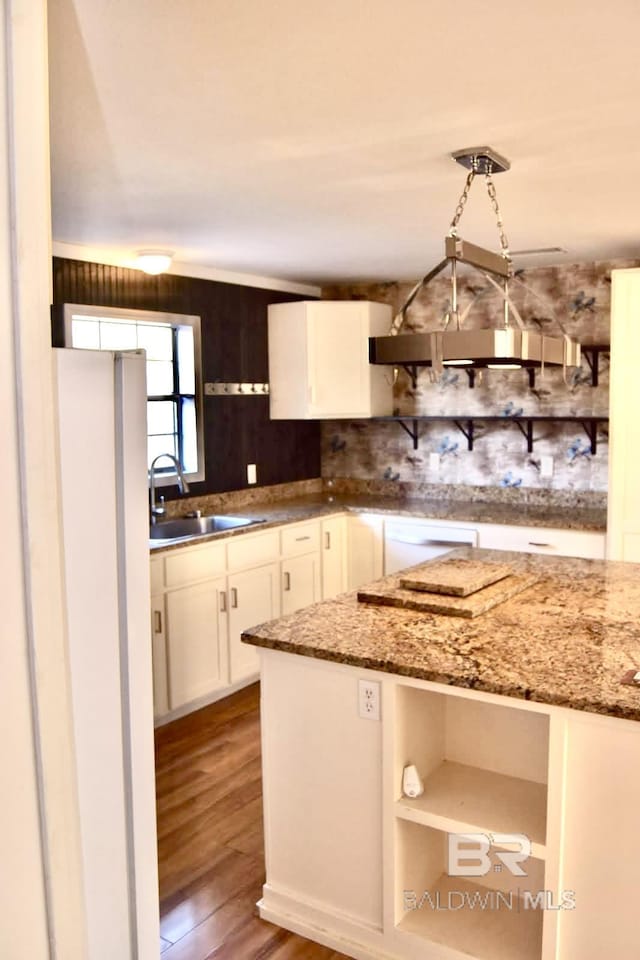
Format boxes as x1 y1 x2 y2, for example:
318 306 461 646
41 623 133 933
384 518 479 575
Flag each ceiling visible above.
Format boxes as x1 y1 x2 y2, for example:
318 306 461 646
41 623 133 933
48 0 640 285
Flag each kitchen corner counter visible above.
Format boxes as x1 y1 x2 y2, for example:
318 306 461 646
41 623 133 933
149 491 606 554
243 547 640 722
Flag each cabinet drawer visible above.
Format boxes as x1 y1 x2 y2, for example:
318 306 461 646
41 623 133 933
477 524 605 560
281 521 320 558
165 541 226 588
150 557 164 593
226 529 279 572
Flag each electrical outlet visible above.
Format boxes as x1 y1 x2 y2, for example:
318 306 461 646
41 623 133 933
358 679 381 721
429 452 440 472
540 455 554 478
247 463 257 485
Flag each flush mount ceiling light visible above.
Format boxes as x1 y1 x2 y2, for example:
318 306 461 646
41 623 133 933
135 250 174 275
370 147 580 375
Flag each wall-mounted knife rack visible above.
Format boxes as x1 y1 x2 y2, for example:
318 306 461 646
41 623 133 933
205 382 270 396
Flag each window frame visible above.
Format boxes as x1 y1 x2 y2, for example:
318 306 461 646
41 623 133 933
61 303 205 486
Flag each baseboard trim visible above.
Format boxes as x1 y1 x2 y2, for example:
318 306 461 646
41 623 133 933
153 673 259 727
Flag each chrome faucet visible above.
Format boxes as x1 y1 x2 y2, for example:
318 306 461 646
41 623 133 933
149 453 190 522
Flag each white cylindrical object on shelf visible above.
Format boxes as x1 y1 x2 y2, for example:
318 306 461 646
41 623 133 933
402 764 424 799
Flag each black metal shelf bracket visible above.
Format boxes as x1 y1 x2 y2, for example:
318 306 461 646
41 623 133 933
582 347 609 388
513 418 535 453
453 419 475 451
396 418 420 450
579 419 599 455
465 369 476 389
402 364 419 390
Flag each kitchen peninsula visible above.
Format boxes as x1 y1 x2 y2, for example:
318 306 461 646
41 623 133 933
243 548 640 960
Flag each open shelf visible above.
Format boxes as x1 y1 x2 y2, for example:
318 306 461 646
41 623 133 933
395 686 550 845
396 760 547 858
396 820 545 960
369 414 608 452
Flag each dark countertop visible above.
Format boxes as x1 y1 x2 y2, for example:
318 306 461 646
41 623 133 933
149 493 607 554
243 548 640 722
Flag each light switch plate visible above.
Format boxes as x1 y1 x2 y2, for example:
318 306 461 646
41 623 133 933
247 463 257 485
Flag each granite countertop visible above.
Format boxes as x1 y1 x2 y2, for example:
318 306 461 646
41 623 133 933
243 548 640 722
149 492 607 554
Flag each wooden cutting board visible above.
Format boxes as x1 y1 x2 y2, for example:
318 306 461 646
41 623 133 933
399 558 514 597
358 572 538 618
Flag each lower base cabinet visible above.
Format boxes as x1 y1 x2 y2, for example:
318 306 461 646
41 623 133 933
259 648 640 960
166 577 228 710
150 595 168 717
347 513 384 589
282 551 322 615
228 562 280 684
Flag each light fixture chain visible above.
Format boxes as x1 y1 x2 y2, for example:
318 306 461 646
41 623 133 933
448 168 476 237
485 170 511 260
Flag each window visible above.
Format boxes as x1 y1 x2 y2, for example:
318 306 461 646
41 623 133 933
62 304 204 485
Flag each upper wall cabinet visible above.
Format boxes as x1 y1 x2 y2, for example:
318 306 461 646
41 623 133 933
268 300 393 419
608 268 640 562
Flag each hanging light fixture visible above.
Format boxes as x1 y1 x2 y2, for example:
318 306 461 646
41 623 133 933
369 147 580 375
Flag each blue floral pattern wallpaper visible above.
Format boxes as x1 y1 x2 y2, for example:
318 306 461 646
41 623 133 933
321 258 640 492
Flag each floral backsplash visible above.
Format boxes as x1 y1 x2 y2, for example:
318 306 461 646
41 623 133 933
321 258 640 493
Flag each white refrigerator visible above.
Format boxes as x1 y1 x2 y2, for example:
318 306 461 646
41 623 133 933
54 347 159 960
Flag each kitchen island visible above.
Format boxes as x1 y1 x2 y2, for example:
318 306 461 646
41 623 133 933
243 549 640 960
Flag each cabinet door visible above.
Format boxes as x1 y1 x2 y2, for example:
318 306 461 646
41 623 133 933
228 562 280 684
321 515 348 599
282 552 321 616
559 712 640 958
165 577 228 710
608 269 640 560
307 302 369 417
347 514 384 589
150 595 168 718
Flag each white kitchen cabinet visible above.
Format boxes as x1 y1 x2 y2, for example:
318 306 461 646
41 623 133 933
268 300 392 419
476 522 605 560
165 577 228 710
560 711 640 959
347 513 384 589
228 562 280 684
282 552 322 615
150 595 168 718
608 268 640 561
321 515 348 599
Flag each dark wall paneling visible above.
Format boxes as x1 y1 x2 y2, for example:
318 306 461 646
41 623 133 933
52 257 320 497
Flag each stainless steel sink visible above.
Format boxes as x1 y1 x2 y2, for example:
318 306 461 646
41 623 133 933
149 515 264 544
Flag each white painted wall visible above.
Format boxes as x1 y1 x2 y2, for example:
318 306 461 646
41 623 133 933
1 2 87 956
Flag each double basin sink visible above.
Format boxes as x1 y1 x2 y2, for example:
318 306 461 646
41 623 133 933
149 514 265 546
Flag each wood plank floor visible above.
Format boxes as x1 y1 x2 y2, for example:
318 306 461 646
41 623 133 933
155 683 350 959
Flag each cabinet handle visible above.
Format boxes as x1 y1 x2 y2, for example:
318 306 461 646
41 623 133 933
153 610 162 633
231 587 238 608
528 541 552 548
325 531 331 550
220 591 227 613
284 571 291 591
295 535 311 542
